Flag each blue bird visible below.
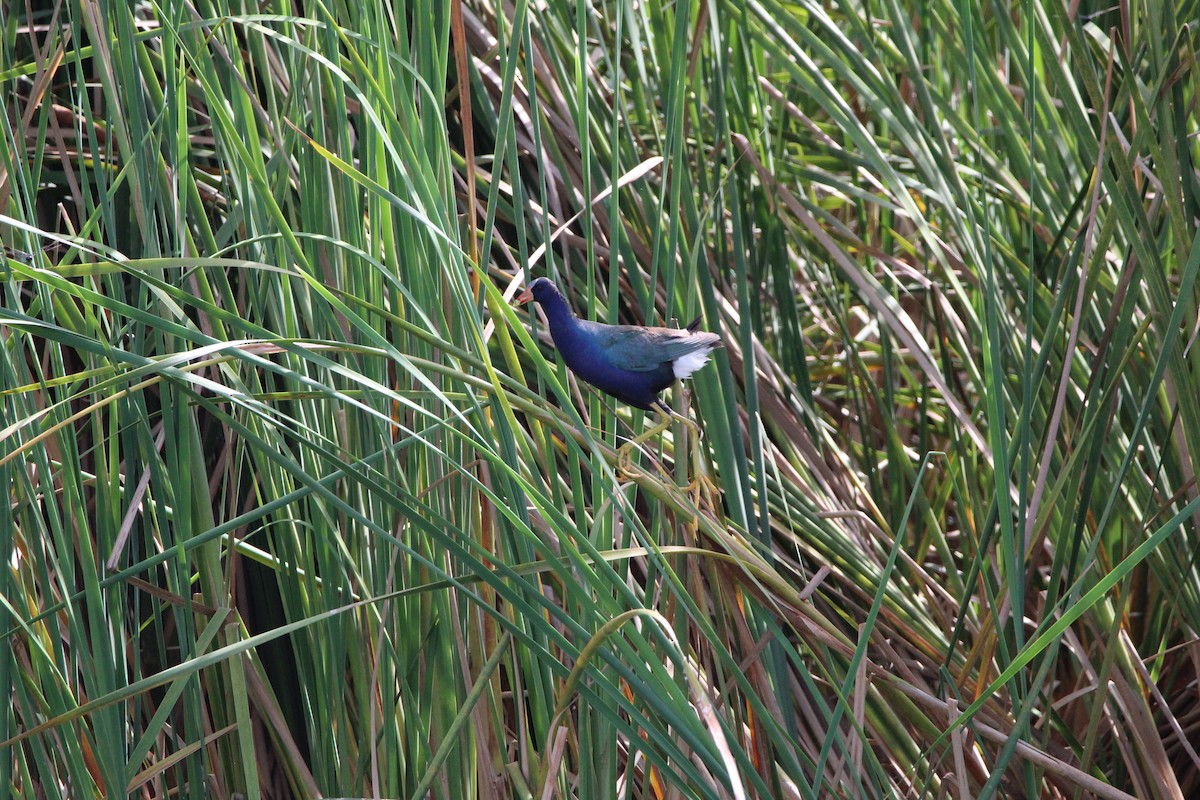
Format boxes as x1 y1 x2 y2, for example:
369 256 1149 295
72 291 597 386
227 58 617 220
517 277 721 464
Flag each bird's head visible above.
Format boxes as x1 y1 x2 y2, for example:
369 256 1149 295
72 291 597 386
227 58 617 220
516 277 556 306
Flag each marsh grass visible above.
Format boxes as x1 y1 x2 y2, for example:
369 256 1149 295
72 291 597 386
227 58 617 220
2 0 1199 797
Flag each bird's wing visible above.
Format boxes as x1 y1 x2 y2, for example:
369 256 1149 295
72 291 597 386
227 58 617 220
583 321 719 372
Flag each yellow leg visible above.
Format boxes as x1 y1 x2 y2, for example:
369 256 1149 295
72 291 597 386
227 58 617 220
617 401 710 481
654 401 719 501
671 411 702 441
616 405 673 478
686 442 721 505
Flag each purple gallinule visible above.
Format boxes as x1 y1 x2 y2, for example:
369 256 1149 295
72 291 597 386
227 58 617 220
517 277 721 467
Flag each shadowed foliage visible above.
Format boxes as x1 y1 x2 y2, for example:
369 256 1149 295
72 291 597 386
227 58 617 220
2 1 1199 798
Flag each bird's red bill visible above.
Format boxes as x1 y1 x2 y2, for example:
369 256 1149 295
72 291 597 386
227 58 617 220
516 287 534 304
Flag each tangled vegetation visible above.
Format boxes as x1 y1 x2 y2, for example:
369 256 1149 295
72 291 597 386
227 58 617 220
2 1 1199 797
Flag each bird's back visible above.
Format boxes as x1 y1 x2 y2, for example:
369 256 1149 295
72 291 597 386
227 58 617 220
580 321 720 373
555 319 719 409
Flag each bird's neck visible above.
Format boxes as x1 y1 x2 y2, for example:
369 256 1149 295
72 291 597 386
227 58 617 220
538 288 577 334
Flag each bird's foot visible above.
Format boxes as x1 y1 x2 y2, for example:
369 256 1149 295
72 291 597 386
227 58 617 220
681 427 720 507
616 441 674 483
616 441 638 479
614 410 673 479
685 471 720 506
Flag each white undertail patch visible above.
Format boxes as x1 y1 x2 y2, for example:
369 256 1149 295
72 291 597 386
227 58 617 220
672 348 716 380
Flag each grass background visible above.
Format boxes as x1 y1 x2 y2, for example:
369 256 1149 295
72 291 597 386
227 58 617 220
2 0 1199 797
